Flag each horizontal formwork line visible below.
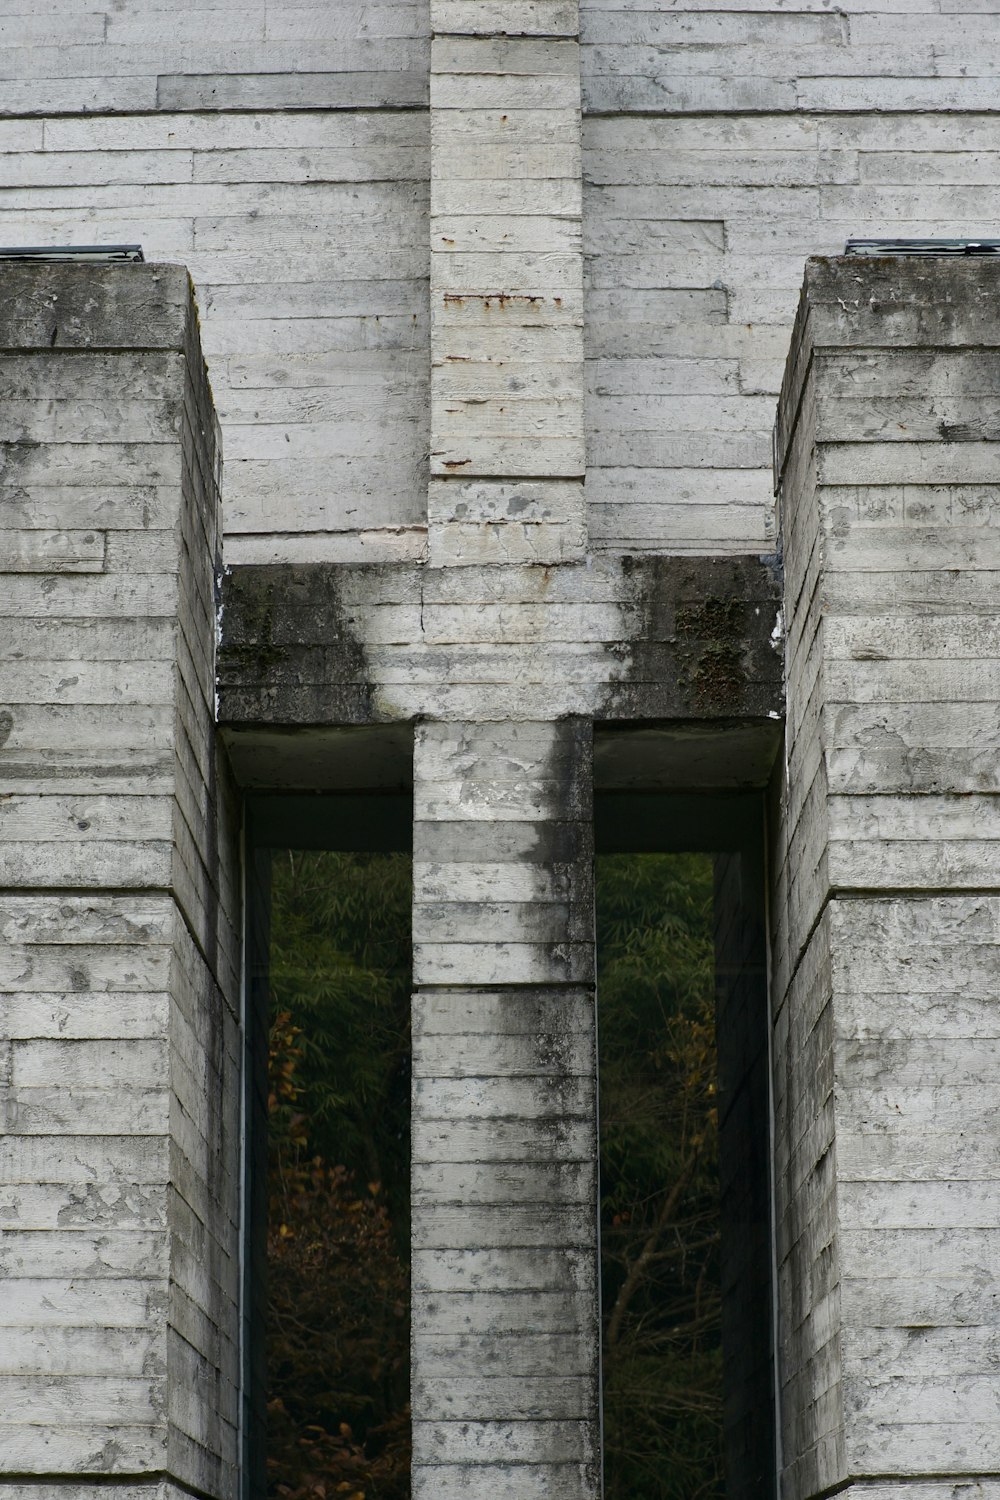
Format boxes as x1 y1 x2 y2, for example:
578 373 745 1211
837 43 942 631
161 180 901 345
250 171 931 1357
417 1322 593 1330
410 1452 590 1464
433 38 577 47
429 475 583 484
409 1456 588 1464
416 984 593 991
0 883 229 1003
582 108 1000 120
0 884 176 899
413 1429 594 1437
0 106 990 124
414 982 592 990
809 1474 1000 1500
224 525 427 538
814 432 1000 441
415 1108 593 1116
414 1120 593 1127
416 1200 593 1207
178 176 429 188
0 347 188 358
0 1473 216 1499
0 104 429 120
413 1254 595 1261
415 1126 592 1134
415 1072 593 1082
429 475 586 484
832 885 1000 900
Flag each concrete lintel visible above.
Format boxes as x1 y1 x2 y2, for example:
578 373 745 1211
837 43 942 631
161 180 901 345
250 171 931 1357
594 721 782 793
223 723 414 791
217 554 785 733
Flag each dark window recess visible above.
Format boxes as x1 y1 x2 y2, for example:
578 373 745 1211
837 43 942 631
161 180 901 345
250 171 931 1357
244 795 412 1500
845 237 1000 256
597 851 724 1500
596 794 775 1500
0 244 144 261
713 841 774 1500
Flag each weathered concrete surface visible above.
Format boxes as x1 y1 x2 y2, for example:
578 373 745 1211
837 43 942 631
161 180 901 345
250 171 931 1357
773 257 1000 1500
412 718 600 1499
0 6 433 567
430 19 585 566
217 553 783 728
581 5 1000 555
0 264 241 1497
421 8 594 1493
0 1489 213 1500
0 2 990 562
217 545 781 1498
2 2 1000 1496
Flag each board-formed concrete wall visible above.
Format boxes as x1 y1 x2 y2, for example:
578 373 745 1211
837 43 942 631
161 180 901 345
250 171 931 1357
8 248 1000 1500
580 1 1000 553
0 264 241 1500
0 1 995 560
772 256 1000 1500
3 3 1000 1498
0 0 432 566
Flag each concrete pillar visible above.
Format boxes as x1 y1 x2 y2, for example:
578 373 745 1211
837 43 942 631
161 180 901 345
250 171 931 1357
416 6 598 1491
411 718 600 1498
428 0 585 568
772 256 1000 1500
0 263 240 1498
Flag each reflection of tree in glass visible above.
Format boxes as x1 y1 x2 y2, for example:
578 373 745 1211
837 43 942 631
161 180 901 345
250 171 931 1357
597 853 723 1500
266 850 412 1500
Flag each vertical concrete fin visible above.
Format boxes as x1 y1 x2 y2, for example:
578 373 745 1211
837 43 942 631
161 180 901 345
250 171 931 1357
773 256 1000 1500
411 717 601 1499
0 261 240 1499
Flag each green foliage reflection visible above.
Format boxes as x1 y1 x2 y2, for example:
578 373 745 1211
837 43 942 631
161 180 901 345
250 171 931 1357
266 850 412 1500
597 853 723 1500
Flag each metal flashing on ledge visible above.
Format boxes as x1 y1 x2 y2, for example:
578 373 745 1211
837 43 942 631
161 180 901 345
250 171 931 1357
846 237 1000 257
0 244 144 263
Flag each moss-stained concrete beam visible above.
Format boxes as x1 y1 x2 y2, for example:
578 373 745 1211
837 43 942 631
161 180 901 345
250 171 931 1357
217 553 784 729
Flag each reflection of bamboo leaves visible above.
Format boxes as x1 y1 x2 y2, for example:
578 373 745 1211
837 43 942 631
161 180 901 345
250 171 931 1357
597 852 723 1500
269 850 412 1233
605 1143 701 1358
266 850 412 1500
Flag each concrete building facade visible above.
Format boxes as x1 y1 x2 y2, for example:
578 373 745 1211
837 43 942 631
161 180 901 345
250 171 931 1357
1 2 999 1499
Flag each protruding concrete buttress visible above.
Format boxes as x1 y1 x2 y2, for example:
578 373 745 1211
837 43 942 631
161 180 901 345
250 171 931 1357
773 256 1000 1500
0 263 241 1500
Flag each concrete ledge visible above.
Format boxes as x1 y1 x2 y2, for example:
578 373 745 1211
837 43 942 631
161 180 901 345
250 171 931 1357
0 260 194 350
774 255 1000 487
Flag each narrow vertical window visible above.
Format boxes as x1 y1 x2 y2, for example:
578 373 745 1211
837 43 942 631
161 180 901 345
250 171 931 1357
597 852 723 1499
595 791 776 1500
244 796 412 1500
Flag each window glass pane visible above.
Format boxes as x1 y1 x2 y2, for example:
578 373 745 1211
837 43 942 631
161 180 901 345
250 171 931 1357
597 851 723 1500
265 849 412 1499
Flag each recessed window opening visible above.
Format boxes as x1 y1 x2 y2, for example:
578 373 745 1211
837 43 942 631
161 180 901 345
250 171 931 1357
243 794 413 1500
598 848 722 1496
596 793 775 1500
